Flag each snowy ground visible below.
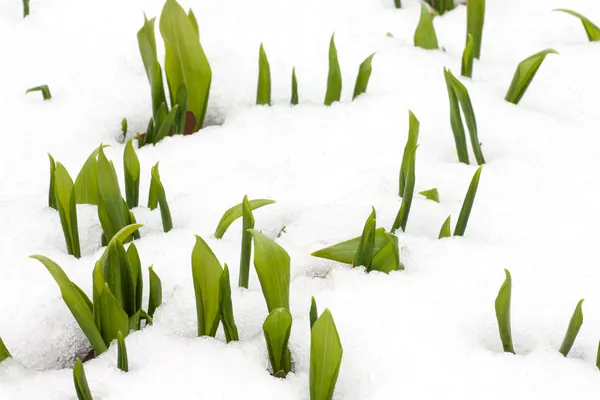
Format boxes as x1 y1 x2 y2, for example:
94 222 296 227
2 0 600 398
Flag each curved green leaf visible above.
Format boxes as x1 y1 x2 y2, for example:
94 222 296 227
438 215 451 239
148 266 163 318
324 33 342 106
310 309 343 400
454 166 482 236
263 308 293 377
127 243 143 313
554 9 600 42
559 299 584 357
26 85 51 100
219 265 239 343
97 148 127 242
495 269 514 354
214 199 276 238
150 163 173 232
399 110 419 196
311 227 391 265
75 145 108 205
370 231 402 273
100 238 136 318
392 145 418 233
352 53 375 100
137 15 167 116
257 44 271 106
414 3 439 50
353 207 376 268
99 283 130 347
444 68 469 164
123 140 140 209
48 154 57 209
74 358 94 400
54 163 81 258
504 49 558 105
310 297 318 330
461 33 474 78
191 235 223 336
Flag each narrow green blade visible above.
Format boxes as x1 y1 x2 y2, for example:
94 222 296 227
26 85 51 100
394 0 401 9
414 3 439 50
73 358 94 400
466 0 485 59
399 110 420 196
123 140 140 209
137 16 167 117
117 331 129 372
150 163 173 232
559 299 584 357
263 308 293 377
353 207 376 269
172 84 188 135
324 34 342 106
54 163 81 258
352 53 375 100
392 145 418 233
257 44 271 106
219 265 239 343
214 199 276 238
311 228 390 265
48 154 57 210
310 309 343 400
438 215 452 239
239 195 255 288
97 148 128 242
554 9 600 42
495 269 515 354
0 337 12 362
127 243 143 313
443 68 469 164
453 166 482 236
419 188 440 203
291 67 299 105
152 105 179 145
461 33 474 78
23 0 29 17
148 266 163 318
191 235 223 336
310 297 318 330
504 49 558 105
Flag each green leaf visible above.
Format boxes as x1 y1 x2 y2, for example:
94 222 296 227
214 199 276 238
392 145 418 233
311 227 392 265
310 297 318 330
467 0 485 59
495 269 514 354
504 49 558 105
152 105 179 145
370 231 403 273
117 331 129 372
74 144 108 206
48 154 57 210
399 110 420 196
121 118 127 136
353 207 376 269
414 3 439 50
172 84 188 135
419 188 439 203
23 0 29 17
160 0 212 131
30 255 107 355
263 308 293 377
352 53 375 100
438 215 452 239
26 85 51 100
394 0 401 8
324 33 342 106
148 266 163 318
291 67 299 105
424 0 455 15
596 341 600 370
461 33 474 78
444 68 469 164
137 16 167 117
554 9 600 42
444 69 485 165
127 243 143 313
150 163 173 232
97 148 128 242
249 230 290 312
239 195 255 288
54 162 81 258
0 337 12 363
310 309 343 400
73 282 93 313
113 223 143 245
188 9 199 37
99 283 130 346
454 166 482 236
123 140 140 209
191 235 223 336
73 358 94 400
559 299 584 357
257 43 271 106
100 238 136 318
220 265 239 343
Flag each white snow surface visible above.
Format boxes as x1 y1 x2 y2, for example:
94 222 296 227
2 0 600 398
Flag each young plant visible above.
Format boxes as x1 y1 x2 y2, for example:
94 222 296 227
26 85 51 100
467 0 485 59
74 358 94 400
124 140 140 209
424 0 455 15
310 309 343 400
438 215 451 239
148 266 162 318
54 162 81 258
117 331 128 372
141 104 180 146
138 16 167 117
453 166 482 236
419 188 439 203
48 154 57 209
0 337 11 363
75 145 107 205
554 9 600 42
443 68 485 165
23 0 29 17
324 34 342 106
263 308 293 378
399 111 419 197
559 299 584 357
461 34 474 78
392 145 418 233
148 163 173 232
121 118 128 138
191 235 223 337
291 68 299 105
220 265 239 342
257 44 271 106
414 3 439 50
495 269 514 354
239 196 254 288
310 297 318 330
504 49 558 105
214 198 276 238
352 53 375 100
354 207 376 269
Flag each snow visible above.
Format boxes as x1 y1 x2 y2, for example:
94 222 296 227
2 0 600 398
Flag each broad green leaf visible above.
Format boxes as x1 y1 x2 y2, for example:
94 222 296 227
137 16 167 116
239 195 254 288
99 283 130 347
324 34 342 106
54 163 81 258
392 145 418 233
414 3 439 50
444 68 469 164
100 238 136 318
152 105 179 145
554 9 600 42
123 140 140 209
263 308 293 377
249 230 290 312
97 148 127 242
160 0 212 131
504 49 558 105
215 199 276 238
467 0 485 59
310 297 318 330
311 228 391 265
353 207 376 269
399 110 420 196
495 269 514 354
219 265 239 343
150 163 173 232
30 255 106 355
461 34 474 78
257 44 271 106
148 266 163 318
454 166 482 236
26 85 51 100
370 231 403 273
419 188 440 203
0 337 11 362
191 235 223 336
172 84 188 135
48 154 57 209
75 145 108 205
73 358 94 400
352 53 375 100
438 215 451 239
291 67 299 105
310 309 343 400
559 299 584 357
117 331 128 372
127 243 143 312
188 9 199 37
73 282 93 312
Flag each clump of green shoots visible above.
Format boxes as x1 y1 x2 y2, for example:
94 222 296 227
495 269 514 354
263 308 293 377
26 85 51 100
414 3 439 50
74 358 94 400
504 49 558 105
310 308 343 400
148 163 173 233
559 299 584 357
553 9 600 42
257 44 271 106
325 34 342 106
467 0 485 59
